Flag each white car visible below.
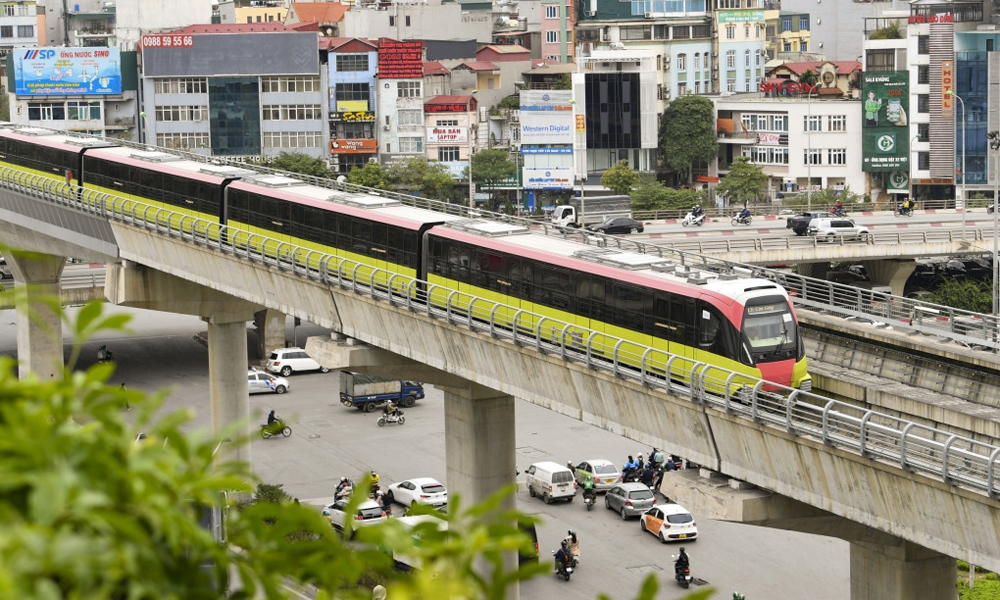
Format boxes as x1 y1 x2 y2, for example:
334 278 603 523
640 503 698 543
265 347 331 377
323 498 388 534
807 218 870 242
248 370 290 394
386 477 448 509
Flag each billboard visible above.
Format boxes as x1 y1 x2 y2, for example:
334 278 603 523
14 47 122 96
426 126 467 144
329 111 374 122
378 40 422 79
861 71 910 172
520 91 574 145
331 139 377 154
523 167 573 190
142 32 319 77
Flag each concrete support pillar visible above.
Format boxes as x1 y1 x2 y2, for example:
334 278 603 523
253 308 286 363
851 540 956 600
797 262 829 280
442 383 518 600
860 259 916 297
6 252 66 380
206 315 251 467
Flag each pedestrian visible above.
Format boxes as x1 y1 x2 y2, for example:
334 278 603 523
372 584 387 600
121 382 131 411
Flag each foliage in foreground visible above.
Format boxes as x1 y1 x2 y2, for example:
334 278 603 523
0 289 721 600
958 561 1000 600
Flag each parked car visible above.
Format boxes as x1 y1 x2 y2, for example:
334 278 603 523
386 477 448 509
587 217 644 235
604 482 656 520
786 211 828 235
247 369 290 394
323 498 387 535
572 459 621 492
807 218 870 242
640 503 698 543
266 347 331 376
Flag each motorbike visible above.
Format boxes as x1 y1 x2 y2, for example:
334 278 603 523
830 207 848 217
377 410 405 427
260 419 292 439
673 558 693 589
583 489 596 511
681 212 706 227
552 551 574 581
731 214 752 226
97 344 114 362
894 206 914 217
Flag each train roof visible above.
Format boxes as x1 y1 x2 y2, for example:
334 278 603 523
229 176 464 229
0 128 116 151
84 146 257 183
432 220 785 305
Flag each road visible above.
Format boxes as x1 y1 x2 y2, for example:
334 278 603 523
0 306 850 600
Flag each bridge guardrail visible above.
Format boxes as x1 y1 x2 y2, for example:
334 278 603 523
12 172 1000 501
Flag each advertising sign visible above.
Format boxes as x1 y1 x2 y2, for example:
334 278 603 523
329 111 375 122
140 34 194 48
426 126 467 144
330 139 377 154
941 60 953 118
520 91 574 145
14 47 122 96
861 71 909 172
523 167 573 190
336 100 369 113
717 10 765 23
887 171 909 194
522 147 573 154
757 133 781 145
378 40 423 79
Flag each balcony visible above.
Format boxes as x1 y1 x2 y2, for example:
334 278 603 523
493 17 527 32
74 29 115 38
109 116 135 129
718 131 756 144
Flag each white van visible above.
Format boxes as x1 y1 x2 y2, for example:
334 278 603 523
525 461 577 504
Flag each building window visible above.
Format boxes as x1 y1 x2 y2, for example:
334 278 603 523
436 119 459 126
158 132 210 150
917 65 929 84
17 25 32 38
261 76 321 93
398 81 421 98
154 78 208 94
339 122 370 139
727 78 736 92
827 148 846 165
336 53 369 72
545 5 557 18
692 24 710 38
744 50 750 66
704 53 710 69
918 123 929 141
389 16 395 26
827 115 846 131
917 35 929 55
742 113 788 132
336 83 370 103
744 24 750 38
263 131 323 149
754 24 761 38
394 110 420 126
726 50 735 68
918 152 930 170
673 26 690 39
743 146 789 165
438 146 461 161
799 16 808 30
155 105 208 122
726 24 735 39
26 103 66 121
546 30 558 43
621 26 650 40
676 54 686 70
262 104 322 120
781 17 791 32
783 41 791 52
405 15 411 26
917 94 929 113
865 49 895 72
803 149 822 165
801 41 807 52
804 115 821 132
67 101 101 120
678 82 687 96
0 26 11 38
3 5 12 16
694 81 700 94
17 3 27 15
398 137 423 153
755 49 761 66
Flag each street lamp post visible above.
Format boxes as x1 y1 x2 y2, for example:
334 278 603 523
948 90 966 240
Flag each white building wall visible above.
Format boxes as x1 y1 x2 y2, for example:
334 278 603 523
114 0 215 50
342 4 494 44
376 78 425 163
780 0 911 61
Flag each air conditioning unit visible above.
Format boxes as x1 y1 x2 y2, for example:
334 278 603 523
644 11 653 18
664 89 671 99
586 10 596 16
368 157 378 163
382 124 391 131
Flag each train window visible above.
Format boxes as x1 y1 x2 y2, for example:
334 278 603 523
539 267 570 309
742 302 796 362
399 231 417 267
699 307 719 348
611 284 645 330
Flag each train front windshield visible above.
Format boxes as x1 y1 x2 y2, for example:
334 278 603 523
742 302 798 362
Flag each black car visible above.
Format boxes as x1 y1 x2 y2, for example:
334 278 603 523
588 217 644 234
788 211 828 236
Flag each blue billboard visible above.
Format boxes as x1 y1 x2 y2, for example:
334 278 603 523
14 47 122 96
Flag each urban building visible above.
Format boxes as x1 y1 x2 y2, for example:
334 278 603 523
114 0 215 50
0 0 42 73
764 10 814 62
423 61 451 98
492 0 540 57
519 90 574 207
714 3 767 94
326 36 379 172
423 94 476 176
573 48 658 174
218 0 289 25
714 95 864 201
340 0 493 45
764 61 862 97
375 39 426 165
780 0 906 62
64 2 116 47
540 0 573 63
285 2 349 36
140 24 325 159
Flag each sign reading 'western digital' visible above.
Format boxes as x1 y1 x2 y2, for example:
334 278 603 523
15 47 122 96
520 90 575 145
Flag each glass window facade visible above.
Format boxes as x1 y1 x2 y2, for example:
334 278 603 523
209 77 261 156
956 51 988 185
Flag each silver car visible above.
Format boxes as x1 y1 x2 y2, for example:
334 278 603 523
604 482 656 520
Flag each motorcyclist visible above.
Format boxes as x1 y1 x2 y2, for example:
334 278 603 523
675 547 690 575
335 476 351 498
636 453 645 471
690 205 704 219
738 206 751 222
565 530 580 566
901 196 913 213
650 448 665 469
383 400 398 418
622 455 638 481
832 200 844 216
554 540 572 573
582 474 596 502
267 410 278 426
369 470 380 492
640 463 655 486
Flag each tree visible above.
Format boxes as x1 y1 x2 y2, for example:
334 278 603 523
346 162 390 190
269 152 332 178
601 159 639 196
798 69 819 89
387 158 457 200
555 73 572 90
469 149 517 202
659 95 719 183
714 156 767 206
870 20 902 40
631 178 706 212
926 279 993 313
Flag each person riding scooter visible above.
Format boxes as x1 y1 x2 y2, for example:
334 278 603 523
737 206 751 223
582 475 596 503
383 400 399 419
554 540 573 574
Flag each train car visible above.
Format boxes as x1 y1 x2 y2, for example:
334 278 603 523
424 220 810 391
0 127 114 186
224 176 463 282
81 146 255 232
